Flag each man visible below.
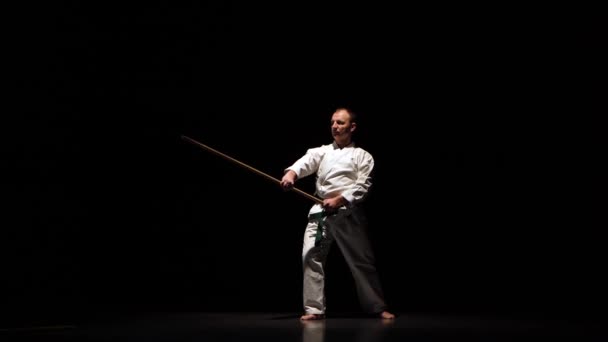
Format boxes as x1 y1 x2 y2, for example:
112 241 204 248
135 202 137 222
280 107 395 320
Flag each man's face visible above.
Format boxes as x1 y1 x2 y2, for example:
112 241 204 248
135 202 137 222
331 110 355 141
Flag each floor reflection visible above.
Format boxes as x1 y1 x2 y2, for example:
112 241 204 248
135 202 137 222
301 320 325 342
301 318 395 342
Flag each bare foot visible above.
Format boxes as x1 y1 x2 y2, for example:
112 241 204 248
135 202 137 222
300 314 325 321
379 311 395 319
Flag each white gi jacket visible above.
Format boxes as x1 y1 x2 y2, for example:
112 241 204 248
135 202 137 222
285 141 374 214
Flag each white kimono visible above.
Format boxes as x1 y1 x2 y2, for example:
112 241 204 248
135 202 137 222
285 141 388 315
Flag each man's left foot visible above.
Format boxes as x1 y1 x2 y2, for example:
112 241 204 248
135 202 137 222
379 311 395 319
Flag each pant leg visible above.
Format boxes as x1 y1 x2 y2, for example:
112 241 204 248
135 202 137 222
302 215 333 315
326 208 388 314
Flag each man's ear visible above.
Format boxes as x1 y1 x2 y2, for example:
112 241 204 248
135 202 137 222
350 122 357 133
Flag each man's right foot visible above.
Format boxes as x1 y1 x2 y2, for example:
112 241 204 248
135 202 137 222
300 314 325 321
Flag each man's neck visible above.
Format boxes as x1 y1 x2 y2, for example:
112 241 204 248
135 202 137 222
334 139 352 149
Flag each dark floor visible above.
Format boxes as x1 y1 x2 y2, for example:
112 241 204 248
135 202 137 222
2 312 607 341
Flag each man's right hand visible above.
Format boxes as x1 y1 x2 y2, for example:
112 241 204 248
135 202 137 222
280 170 297 190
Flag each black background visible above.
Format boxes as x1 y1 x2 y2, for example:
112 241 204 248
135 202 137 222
7 3 605 325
